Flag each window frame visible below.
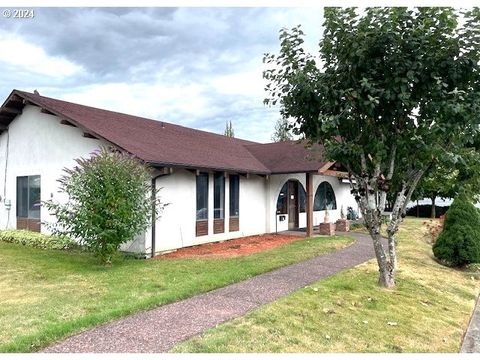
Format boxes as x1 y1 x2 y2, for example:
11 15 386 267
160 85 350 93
214 173 225 220
313 181 337 211
16 175 41 220
196 172 209 221
229 174 240 218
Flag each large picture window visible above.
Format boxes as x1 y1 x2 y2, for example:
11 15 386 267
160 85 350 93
214 173 225 219
17 175 41 219
229 175 240 231
229 175 239 217
314 181 337 211
196 173 209 221
16 175 41 232
276 182 288 214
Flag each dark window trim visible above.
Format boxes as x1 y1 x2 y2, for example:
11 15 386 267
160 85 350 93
196 172 209 232
16 175 41 220
214 172 225 220
314 181 337 211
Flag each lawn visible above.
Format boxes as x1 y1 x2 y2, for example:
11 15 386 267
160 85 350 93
0 233 352 352
173 218 480 353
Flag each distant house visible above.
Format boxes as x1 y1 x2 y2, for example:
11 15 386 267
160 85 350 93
0 90 359 256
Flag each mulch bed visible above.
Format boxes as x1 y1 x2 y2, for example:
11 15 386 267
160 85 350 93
156 233 304 259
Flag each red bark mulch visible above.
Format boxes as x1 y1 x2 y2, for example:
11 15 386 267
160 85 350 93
156 233 304 259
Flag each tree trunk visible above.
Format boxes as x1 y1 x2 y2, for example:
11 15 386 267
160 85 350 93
416 200 419 218
374 232 396 288
378 264 395 288
362 206 397 288
431 196 436 218
348 156 427 289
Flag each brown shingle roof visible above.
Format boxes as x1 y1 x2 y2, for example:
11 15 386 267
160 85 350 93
1 90 329 174
245 141 327 174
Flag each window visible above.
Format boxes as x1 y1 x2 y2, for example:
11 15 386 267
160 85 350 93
276 182 288 214
298 185 306 213
214 173 225 219
314 181 337 211
196 173 208 221
17 175 41 219
229 175 239 217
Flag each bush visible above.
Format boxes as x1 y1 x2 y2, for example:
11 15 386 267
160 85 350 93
423 219 444 244
432 196 480 267
350 222 366 231
44 147 163 265
346 206 359 220
0 230 77 250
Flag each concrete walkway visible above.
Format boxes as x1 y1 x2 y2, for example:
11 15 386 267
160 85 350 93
43 232 377 353
461 295 480 353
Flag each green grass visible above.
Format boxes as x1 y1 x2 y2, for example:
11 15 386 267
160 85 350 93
0 234 352 352
173 218 480 353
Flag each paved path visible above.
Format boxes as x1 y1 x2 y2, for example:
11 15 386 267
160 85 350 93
43 232 378 353
461 295 480 353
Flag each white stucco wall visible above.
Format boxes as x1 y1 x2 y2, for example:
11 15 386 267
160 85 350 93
151 171 359 254
152 171 267 253
0 105 360 257
0 105 104 230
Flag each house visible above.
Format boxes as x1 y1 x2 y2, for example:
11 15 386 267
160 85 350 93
0 89 359 256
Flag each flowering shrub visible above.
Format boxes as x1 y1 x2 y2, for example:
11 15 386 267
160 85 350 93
423 218 444 244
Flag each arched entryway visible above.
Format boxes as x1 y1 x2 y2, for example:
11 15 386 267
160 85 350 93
276 180 306 230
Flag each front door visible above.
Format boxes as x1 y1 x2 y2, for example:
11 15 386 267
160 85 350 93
287 181 298 230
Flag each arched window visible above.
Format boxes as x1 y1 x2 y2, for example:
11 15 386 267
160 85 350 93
314 181 337 211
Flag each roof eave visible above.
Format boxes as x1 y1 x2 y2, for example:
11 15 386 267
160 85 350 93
146 161 271 175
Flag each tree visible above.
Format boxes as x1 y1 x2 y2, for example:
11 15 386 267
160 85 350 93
224 120 235 137
44 147 163 265
414 147 480 218
433 195 480 266
412 162 457 218
271 118 293 142
264 8 480 287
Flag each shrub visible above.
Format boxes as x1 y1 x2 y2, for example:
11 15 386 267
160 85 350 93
346 206 359 220
350 222 366 231
423 218 444 245
432 196 480 267
44 147 164 265
0 230 77 250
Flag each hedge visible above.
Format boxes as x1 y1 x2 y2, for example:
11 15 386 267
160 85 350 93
406 204 450 218
0 230 78 250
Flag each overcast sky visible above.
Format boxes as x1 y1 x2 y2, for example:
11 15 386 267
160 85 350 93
0 7 324 142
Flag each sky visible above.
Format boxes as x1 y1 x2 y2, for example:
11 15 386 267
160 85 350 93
0 7 325 142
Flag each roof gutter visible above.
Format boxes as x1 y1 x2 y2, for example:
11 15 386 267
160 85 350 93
146 161 271 176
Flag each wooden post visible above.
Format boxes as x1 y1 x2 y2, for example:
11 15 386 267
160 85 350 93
306 172 314 237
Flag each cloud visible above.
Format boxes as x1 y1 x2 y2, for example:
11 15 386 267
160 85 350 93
0 31 84 78
0 7 325 142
